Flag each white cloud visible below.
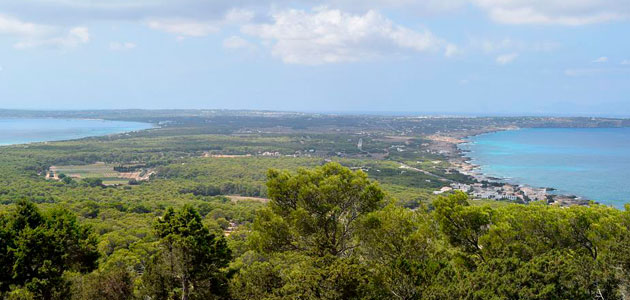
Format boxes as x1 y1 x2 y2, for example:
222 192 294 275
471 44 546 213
70 27 89 42
0 0 466 22
1 0 629 28
109 41 137 51
147 19 220 37
0 14 51 36
445 43 459 57
472 0 630 25
622 60 630 65
471 38 558 54
328 0 468 15
224 9 255 24
477 38 516 53
241 7 449 65
222 35 256 51
147 8 254 37
464 37 556 63
14 26 89 49
0 14 90 49
592 56 608 63
496 53 518 65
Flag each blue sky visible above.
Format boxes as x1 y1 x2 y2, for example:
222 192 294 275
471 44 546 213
0 0 628 116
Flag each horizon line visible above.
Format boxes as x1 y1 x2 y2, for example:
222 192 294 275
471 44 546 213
0 108 629 119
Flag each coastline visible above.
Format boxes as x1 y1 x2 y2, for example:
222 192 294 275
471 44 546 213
427 127 592 206
0 118 156 147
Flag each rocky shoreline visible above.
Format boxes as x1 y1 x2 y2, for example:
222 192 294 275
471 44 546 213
426 128 592 206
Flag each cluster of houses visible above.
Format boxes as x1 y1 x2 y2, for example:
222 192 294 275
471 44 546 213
260 151 282 156
389 144 407 152
434 182 549 203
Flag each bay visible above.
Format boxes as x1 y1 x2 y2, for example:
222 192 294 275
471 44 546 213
460 128 630 208
0 118 153 146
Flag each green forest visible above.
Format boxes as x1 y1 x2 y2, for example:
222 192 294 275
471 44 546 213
2 163 630 299
2 113 630 299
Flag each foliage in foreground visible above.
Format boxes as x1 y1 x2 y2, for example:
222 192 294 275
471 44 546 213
3 163 630 299
0 201 98 299
231 164 630 299
140 205 231 300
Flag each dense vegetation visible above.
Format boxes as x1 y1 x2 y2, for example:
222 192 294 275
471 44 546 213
2 163 630 299
2 111 630 299
0 201 98 299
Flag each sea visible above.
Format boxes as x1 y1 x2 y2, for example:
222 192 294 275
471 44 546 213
0 118 153 146
460 128 630 208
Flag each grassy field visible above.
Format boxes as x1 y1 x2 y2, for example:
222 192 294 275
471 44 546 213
50 163 137 185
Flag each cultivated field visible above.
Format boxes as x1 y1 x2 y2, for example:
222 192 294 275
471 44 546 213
48 162 147 185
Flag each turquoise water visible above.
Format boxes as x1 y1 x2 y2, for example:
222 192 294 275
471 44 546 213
0 118 153 146
460 128 630 208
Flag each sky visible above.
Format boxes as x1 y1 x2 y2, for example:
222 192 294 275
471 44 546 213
0 0 629 116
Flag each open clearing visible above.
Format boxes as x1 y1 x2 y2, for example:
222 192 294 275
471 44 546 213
48 162 151 185
226 195 269 203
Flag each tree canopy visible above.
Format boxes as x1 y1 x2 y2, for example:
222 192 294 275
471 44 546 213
0 200 98 299
3 163 630 299
141 205 231 300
